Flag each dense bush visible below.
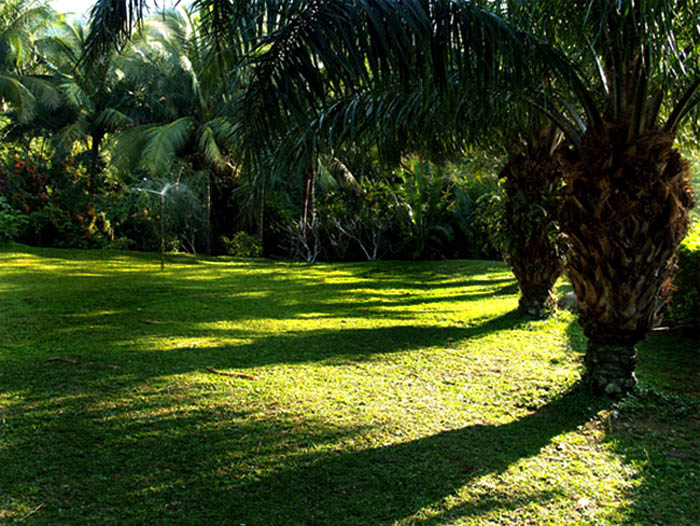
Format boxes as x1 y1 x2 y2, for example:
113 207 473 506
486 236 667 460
0 150 116 248
1 120 505 261
319 178 399 260
393 160 454 259
221 232 263 257
669 219 700 333
0 196 27 242
452 172 505 260
312 161 503 262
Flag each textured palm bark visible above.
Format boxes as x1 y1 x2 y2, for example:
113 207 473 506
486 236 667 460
501 149 564 317
558 127 694 396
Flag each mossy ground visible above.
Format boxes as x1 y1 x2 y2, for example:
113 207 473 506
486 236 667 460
0 245 698 525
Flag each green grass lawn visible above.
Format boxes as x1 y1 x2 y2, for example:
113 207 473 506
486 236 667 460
1 245 698 525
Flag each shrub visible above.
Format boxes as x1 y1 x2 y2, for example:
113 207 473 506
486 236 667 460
453 175 506 260
221 232 263 257
0 151 115 248
0 196 27 242
668 219 700 333
394 160 454 259
320 178 399 261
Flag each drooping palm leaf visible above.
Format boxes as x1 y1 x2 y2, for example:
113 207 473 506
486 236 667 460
83 0 149 64
130 116 197 174
0 73 34 120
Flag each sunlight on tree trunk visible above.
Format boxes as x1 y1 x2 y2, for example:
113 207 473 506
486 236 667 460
558 127 695 395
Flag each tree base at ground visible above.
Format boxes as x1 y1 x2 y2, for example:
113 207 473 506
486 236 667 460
583 339 638 397
517 288 557 317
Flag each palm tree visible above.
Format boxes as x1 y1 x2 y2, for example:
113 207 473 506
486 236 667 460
549 2 697 395
113 8 243 253
39 19 133 186
86 0 698 396
110 9 234 176
499 122 565 316
0 0 58 122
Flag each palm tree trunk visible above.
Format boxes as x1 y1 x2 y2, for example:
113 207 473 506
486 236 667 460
89 131 104 192
205 172 212 255
301 169 316 226
558 127 694 396
300 168 317 258
501 147 564 317
257 181 265 247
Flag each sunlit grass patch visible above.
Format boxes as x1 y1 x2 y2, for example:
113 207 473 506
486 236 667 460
0 245 698 525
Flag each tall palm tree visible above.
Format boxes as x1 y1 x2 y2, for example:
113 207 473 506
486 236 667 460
113 8 244 253
112 9 236 175
39 19 133 185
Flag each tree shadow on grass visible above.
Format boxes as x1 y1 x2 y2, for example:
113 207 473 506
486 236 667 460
219 387 607 526
0 402 370 524
0 256 518 329
565 320 700 525
0 310 535 398
0 381 608 525
195 311 534 369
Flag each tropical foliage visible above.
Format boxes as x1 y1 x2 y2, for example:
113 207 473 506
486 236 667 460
0 0 58 121
1 0 699 399
668 219 700 332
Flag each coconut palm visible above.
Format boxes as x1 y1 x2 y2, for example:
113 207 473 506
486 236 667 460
112 8 245 253
38 19 134 185
111 9 237 176
0 0 58 122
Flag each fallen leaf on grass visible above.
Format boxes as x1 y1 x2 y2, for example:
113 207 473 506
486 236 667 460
142 319 168 325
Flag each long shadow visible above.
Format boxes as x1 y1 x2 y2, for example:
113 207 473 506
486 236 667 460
220 387 607 526
3 248 590 523
0 262 517 327
0 402 370 524
565 319 700 525
0 311 534 398
192 311 533 369
0 383 608 525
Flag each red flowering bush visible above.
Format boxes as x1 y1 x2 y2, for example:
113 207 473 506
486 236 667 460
0 150 115 248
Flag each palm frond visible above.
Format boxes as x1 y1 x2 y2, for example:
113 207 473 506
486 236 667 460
225 0 546 161
21 75 61 108
94 107 133 130
196 123 226 169
84 0 149 64
140 117 196 174
0 73 34 120
58 80 91 111
54 116 90 146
